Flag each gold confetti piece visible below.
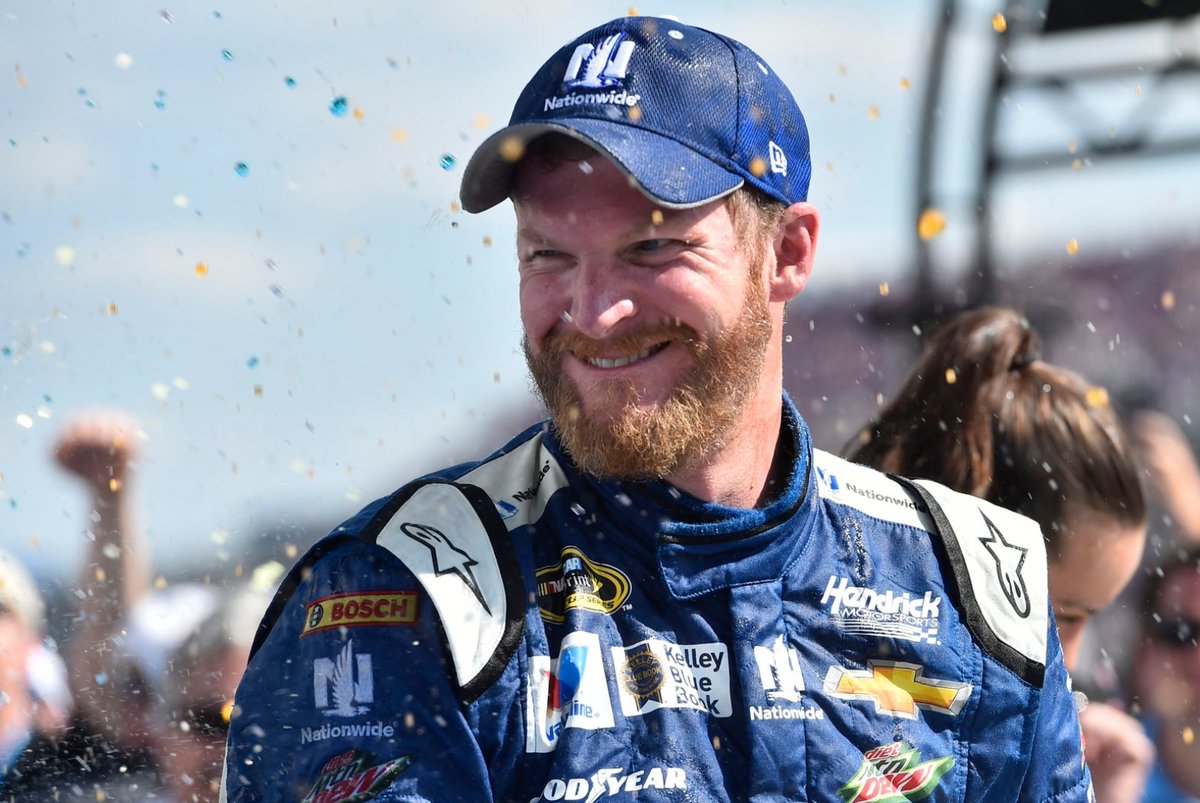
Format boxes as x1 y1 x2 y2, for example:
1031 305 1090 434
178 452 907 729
499 136 524 163
918 208 946 241
353 108 364 122
108 478 122 492
55 246 76 266
1185 726 1195 745
449 200 461 213
650 210 664 225
285 544 298 559
154 576 167 589
234 564 244 577
95 567 107 582
867 105 880 121
1086 387 1109 408
992 13 1007 32
1072 158 1082 172
945 368 958 385
1163 290 1176 310
899 78 911 91
749 158 767 177
627 6 639 15
221 700 235 724
627 105 643 123
107 302 118 315
879 282 890 297
838 64 848 76
1066 239 1079 256
473 114 490 131
97 790 107 802
194 261 209 277
253 384 264 397
482 235 493 248
389 128 409 144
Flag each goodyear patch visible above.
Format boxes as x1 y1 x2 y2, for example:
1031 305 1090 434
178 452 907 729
302 591 418 637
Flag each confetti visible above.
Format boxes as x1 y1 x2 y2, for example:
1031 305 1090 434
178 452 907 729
151 382 171 400
221 49 234 61
499 136 524 163
992 13 1007 33
945 368 957 385
195 261 209 276
234 162 249 177
917 208 946 241
482 235 493 248
55 246 76 266
114 52 134 70
1066 239 1079 256
748 158 767 177
15 414 33 429
284 76 296 88
1185 727 1195 745
154 576 167 589
172 193 189 208
650 210 664 226
1162 290 1176 310
627 105 643 123
108 478 122 493
107 302 118 315
899 78 911 91
154 90 166 110
879 282 890 297
329 96 348 117
1086 387 1109 408
867 105 880 121
390 128 408 144
353 108 364 122
439 154 457 171
253 384 264 397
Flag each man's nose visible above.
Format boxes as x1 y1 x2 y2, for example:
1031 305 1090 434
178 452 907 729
567 260 636 339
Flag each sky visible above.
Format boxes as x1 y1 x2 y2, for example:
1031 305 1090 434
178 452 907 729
3 0 1199 585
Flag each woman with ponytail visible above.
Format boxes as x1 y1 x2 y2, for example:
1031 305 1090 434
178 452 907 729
847 306 1151 803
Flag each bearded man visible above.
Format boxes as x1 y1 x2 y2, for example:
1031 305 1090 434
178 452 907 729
224 16 1093 803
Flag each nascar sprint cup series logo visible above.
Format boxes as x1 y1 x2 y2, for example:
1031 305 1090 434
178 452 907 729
821 576 942 645
536 547 631 625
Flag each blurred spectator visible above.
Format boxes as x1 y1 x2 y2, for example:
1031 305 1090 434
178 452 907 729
1133 411 1200 552
55 413 275 802
846 306 1153 803
1133 547 1200 801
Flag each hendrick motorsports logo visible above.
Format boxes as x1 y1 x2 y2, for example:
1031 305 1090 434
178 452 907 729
839 741 954 803
821 575 942 644
536 547 631 624
301 749 413 803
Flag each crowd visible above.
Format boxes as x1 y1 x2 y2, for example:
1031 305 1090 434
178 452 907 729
4 13 1200 803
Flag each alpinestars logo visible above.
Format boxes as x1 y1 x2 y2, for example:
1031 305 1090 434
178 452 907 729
399 522 491 615
313 640 374 717
838 741 954 803
978 511 1031 618
546 33 641 112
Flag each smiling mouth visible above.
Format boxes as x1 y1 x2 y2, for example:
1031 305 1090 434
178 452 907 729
581 342 669 369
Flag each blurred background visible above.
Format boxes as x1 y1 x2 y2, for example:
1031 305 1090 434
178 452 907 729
2 0 1198 608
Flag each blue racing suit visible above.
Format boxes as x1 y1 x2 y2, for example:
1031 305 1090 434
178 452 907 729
222 397 1092 802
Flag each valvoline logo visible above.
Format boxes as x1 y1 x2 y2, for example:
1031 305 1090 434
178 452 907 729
547 644 587 718
525 631 615 754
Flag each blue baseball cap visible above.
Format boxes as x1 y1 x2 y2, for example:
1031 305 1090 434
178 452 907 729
459 16 812 213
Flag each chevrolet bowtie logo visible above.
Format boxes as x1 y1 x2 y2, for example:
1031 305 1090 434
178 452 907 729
823 660 972 720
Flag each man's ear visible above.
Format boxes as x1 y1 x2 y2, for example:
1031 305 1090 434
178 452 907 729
770 202 819 303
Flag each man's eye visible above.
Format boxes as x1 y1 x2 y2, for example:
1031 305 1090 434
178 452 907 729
633 239 673 253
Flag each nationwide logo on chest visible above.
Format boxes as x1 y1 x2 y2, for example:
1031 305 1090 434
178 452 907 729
823 659 972 720
821 575 942 644
536 546 631 625
611 638 731 718
838 741 954 803
525 631 616 753
300 748 413 803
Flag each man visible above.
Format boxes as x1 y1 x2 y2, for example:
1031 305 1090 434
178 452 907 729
223 16 1093 802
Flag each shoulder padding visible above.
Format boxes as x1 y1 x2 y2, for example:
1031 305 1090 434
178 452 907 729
366 480 526 704
892 476 1049 687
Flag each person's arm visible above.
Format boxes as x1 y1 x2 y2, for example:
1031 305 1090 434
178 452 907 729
55 413 153 749
1078 701 1154 803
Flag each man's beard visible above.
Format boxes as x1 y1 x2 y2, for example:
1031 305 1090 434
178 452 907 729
524 280 772 481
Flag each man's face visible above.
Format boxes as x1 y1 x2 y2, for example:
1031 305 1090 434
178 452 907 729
514 154 773 480
1137 567 1200 717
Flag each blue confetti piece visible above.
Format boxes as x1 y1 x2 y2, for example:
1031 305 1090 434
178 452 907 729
221 49 234 61
329 96 348 117
1 346 11 357
234 161 249 177
246 355 259 368
439 154 457 171
284 76 296 88
95 672 108 686
213 10 222 19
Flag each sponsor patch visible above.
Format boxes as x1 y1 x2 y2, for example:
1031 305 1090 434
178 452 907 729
302 592 418 637
525 631 615 753
748 635 825 721
823 660 971 719
540 767 686 802
301 748 413 803
536 547 631 624
314 640 374 718
821 575 942 644
611 639 730 718
839 741 954 803
300 721 397 746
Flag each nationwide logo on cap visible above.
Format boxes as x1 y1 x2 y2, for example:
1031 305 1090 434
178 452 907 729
823 659 972 720
545 33 641 112
839 741 954 803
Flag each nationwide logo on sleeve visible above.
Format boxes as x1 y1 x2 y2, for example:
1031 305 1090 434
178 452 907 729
302 591 418 638
314 640 374 717
536 547 631 625
525 631 616 753
748 635 825 722
300 748 413 803
611 639 731 718
823 660 972 720
821 575 942 644
839 741 954 803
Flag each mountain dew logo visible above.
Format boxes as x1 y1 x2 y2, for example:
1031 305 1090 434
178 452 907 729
839 741 954 803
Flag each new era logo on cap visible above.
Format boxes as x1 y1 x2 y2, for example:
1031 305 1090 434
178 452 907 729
460 16 811 214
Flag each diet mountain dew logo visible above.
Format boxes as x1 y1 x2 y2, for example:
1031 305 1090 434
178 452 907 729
839 741 954 803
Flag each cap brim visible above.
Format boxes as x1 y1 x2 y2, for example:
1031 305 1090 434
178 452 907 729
459 119 744 213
